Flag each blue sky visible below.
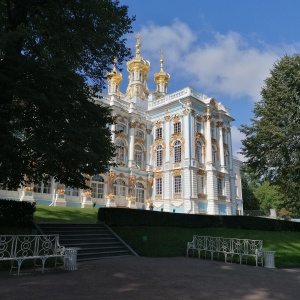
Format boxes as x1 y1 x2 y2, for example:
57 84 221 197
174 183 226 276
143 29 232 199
118 0 300 160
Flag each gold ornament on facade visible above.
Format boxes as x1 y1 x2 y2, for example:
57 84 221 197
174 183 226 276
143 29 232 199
155 121 162 128
116 132 127 139
195 133 205 142
197 170 206 176
152 140 165 159
198 193 207 200
147 198 153 204
204 115 212 122
129 121 137 128
164 115 170 122
211 122 215 128
118 173 125 179
111 115 117 123
155 195 162 200
217 121 223 127
137 176 144 182
217 172 223 179
196 115 202 122
169 136 185 157
191 109 195 116
83 190 92 198
128 195 136 202
172 115 181 123
173 194 181 199
154 172 162 179
146 128 152 135
223 143 229 150
135 138 145 144
129 175 136 187
24 186 33 192
172 169 181 176
107 193 115 200
183 109 188 116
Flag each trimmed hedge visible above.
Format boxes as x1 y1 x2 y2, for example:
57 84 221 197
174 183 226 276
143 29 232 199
98 207 300 232
0 199 36 227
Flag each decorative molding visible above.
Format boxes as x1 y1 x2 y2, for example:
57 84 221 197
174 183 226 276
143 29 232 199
129 121 137 128
173 194 181 199
116 132 127 139
83 189 92 197
135 137 145 144
24 186 33 192
112 115 117 123
191 109 195 116
146 128 152 134
154 172 163 179
196 115 202 122
172 169 181 176
211 122 215 128
107 193 115 199
204 115 211 122
172 115 181 123
198 193 207 200
183 109 188 116
217 121 223 127
217 172 223 179
137 176 144 182
155 195 162 200
118 173 126 179
164 115 170 122
197 170 206 175
155 121 162 128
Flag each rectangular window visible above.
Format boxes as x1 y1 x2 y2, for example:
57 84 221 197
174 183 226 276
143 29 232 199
196 122 202 133
156 178 162 195
198 176 204 194
174 122 181 134
217 178 223 196
174 176 182 194
155 127 162 139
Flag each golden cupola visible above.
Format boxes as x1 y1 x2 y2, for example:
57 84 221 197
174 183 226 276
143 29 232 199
154 51 170 97
125 34 150 100
106 58 122 95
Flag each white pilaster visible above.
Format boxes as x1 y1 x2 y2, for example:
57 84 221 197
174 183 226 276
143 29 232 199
218 122 225 170
128 120 136 167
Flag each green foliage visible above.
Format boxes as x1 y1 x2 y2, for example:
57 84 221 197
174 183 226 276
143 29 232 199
240 54 300 217
241 170 260 210
0 0 135 189
98 208 300 231
0 199 36 227
112 226 300 268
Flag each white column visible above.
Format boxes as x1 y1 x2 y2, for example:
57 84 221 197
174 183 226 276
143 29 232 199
164 115 170 163
205 114 212 164
218 122 225 170
183 110 190 161
146 128 152 170
128 120 136 167
111 122 116 143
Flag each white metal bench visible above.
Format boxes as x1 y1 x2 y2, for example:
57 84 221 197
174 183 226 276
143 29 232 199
187 235 263 266
0 235 66 275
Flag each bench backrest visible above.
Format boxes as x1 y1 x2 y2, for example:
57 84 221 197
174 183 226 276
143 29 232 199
0 235 61 258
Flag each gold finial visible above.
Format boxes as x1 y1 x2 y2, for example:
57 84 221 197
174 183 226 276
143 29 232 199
160 51 164 72
135 33 141 57
113 57 117 71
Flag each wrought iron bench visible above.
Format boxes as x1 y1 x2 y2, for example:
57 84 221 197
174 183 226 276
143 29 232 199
0 235 66 275
187 235 263 266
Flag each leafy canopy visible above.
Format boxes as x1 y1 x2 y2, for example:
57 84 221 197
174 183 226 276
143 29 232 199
0 0 135 189
240 54 300 216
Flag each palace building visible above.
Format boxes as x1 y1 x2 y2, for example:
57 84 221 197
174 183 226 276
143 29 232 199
0 35 243 215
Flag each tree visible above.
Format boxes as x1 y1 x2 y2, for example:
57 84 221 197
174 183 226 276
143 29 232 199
0 1 135 189
240 54 300 217
240 171 260 211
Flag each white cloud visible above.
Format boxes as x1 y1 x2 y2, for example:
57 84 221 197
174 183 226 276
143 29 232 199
135 20 300 102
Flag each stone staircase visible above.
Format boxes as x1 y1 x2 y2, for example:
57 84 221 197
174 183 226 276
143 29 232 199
36 223 136 261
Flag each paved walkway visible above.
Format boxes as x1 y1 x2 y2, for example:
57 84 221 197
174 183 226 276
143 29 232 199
0 256 299 300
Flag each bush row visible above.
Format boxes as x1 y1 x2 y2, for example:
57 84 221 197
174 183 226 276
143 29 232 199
0 199 36 227
98 208 300 231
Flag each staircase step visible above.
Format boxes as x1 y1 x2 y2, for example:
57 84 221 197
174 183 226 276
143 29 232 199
37 222 134 261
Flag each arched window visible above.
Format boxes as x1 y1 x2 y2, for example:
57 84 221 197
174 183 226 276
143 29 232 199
174 176 182 194
114 179 126 196
115 139 125 165
196 141 202 163
135 129 144 139
224 151 229 167
174 140 181 163
134 144 143 168
91 175 104 199
156 145 163 166
136 182 144 203
66 186 79 197
155 127 162 139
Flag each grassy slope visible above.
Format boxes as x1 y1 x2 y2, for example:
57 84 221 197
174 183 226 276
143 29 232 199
112 226 300 268
34 206 98 223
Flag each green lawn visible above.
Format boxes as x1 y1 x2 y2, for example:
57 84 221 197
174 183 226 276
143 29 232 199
112 226 300 268
2 206 300 269
34 205 98 223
